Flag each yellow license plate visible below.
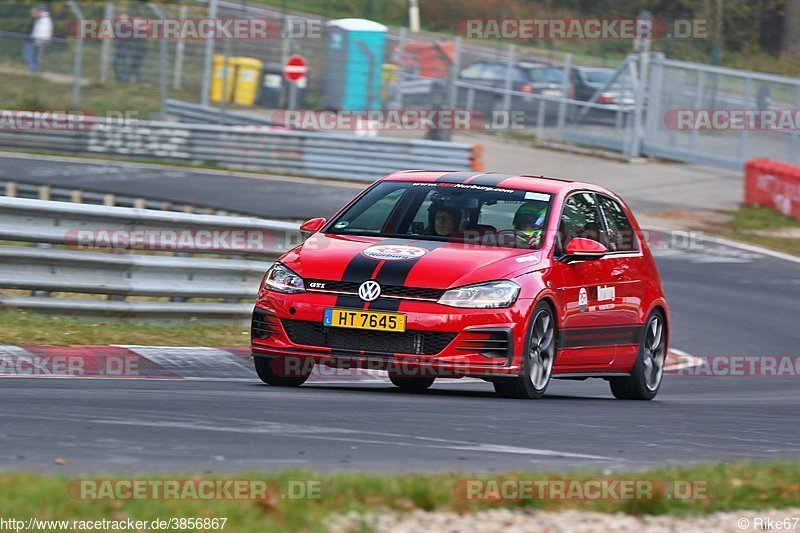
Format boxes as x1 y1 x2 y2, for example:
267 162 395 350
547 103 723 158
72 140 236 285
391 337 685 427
323 308 406 332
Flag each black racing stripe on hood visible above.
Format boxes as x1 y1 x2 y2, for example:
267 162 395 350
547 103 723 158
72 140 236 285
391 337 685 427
465 173 516 187
369 240 448 311
435 171 482 183
335 238 407 308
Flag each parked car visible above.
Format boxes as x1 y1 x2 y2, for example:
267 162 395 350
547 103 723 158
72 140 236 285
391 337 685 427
569 67 635 117
456 60 573 124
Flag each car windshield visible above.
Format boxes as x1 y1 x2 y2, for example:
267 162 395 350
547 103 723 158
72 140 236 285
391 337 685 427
326 181 553 249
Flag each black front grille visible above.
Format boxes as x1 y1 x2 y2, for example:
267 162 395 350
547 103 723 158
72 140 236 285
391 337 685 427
282 319 456 356
306 279 445 301
251 308 279 340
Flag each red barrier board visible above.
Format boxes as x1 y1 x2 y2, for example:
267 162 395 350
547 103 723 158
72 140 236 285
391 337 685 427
744 158 800 220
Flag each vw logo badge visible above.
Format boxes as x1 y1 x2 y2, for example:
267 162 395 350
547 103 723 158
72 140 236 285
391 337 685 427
358 280 381 302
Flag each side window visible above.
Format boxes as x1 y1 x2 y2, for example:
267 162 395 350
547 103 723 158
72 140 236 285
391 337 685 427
557 193 605 251
345 188 406 232
598 195 638 252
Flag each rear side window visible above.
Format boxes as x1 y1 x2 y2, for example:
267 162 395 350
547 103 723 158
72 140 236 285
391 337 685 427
557 192 606 251
598 195 638 252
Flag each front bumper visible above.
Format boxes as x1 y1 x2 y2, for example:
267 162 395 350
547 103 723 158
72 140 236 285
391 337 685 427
250 290 534 377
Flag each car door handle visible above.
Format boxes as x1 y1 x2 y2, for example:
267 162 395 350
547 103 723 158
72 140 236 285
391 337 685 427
611 269 625 278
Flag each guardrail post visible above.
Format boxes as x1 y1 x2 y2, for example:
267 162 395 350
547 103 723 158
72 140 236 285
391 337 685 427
38 186 51 201
5 182 17 198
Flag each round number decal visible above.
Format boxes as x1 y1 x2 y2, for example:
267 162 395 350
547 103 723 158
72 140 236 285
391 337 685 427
362 245 428 261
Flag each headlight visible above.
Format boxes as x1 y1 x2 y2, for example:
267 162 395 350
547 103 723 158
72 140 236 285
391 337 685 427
437 280 520 308
263 263 305 293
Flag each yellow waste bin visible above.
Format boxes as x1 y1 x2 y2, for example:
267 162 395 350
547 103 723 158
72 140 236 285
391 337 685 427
233 57 264 106
211 54 237 103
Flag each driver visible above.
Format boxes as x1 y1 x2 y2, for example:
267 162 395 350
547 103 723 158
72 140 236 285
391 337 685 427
428 205 462 237
513 201 547 246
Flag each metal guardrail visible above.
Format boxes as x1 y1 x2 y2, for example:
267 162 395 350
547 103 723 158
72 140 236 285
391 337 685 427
164 99 281 127
1 179 243 216
0 114 481 181
0 196 302 320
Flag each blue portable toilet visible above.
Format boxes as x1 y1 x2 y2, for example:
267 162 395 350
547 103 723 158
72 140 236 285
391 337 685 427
323 19 387 111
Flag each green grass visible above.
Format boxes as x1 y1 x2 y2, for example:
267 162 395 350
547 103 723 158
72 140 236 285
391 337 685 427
0 72 198 120
720 205 800 256
1 462 799 532
0 309 249 346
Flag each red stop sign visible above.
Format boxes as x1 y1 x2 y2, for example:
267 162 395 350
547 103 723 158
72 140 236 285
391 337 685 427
283 55 308 83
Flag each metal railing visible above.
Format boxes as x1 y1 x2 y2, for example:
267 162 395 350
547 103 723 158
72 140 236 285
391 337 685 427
0 116 481 181
0 196 302 320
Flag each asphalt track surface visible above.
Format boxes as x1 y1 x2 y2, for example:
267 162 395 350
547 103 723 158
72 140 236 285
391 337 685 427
0 153 360 220
1 156 799 473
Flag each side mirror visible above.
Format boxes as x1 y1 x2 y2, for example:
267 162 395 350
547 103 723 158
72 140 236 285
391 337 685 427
561 237 608 263
300 217 326 233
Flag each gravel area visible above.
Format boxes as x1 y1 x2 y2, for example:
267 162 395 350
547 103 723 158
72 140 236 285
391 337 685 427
330 508 800 532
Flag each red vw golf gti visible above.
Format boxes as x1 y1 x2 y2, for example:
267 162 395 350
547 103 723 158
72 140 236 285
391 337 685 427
251 171 669 400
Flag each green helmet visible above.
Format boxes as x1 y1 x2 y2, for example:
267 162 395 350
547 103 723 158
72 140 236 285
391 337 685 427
513 202 546 238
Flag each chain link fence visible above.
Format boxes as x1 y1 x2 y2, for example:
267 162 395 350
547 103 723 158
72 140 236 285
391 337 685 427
1 0 799 169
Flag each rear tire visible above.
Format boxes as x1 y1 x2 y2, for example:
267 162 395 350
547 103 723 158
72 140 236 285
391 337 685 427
389 374 435 392
254 356 311 387
609 310 666 400
494 301 557 399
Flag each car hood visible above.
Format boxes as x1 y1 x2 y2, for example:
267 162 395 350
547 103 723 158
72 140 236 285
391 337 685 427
280 233 546 289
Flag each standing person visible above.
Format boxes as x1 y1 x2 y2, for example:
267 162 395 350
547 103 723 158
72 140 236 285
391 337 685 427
23 4 53 73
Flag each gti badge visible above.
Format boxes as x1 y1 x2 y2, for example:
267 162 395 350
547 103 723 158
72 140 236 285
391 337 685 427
358 280 381 302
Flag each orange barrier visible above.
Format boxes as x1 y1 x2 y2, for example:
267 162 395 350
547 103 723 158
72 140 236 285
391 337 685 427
744 158 800 220
471 144 484 172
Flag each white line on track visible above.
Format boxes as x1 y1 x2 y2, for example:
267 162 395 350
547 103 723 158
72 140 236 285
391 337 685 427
644 224 800 265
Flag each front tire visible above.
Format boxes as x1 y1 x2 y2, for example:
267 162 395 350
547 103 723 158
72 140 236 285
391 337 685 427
609 310 666 400
389 374 435 392
254 356 311 387
494 302 557 399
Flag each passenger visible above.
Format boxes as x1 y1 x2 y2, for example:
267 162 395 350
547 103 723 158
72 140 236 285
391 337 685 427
513 201 547 246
